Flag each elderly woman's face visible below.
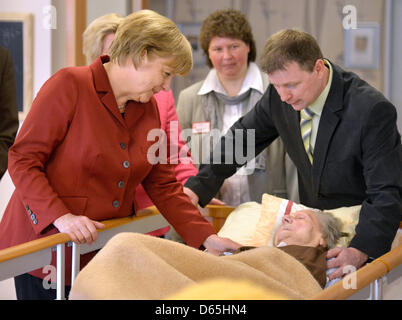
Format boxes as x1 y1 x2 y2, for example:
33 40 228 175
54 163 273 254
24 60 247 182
208 36 250 79
274 210 325 247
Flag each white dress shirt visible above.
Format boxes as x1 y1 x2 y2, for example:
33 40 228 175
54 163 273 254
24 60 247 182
197 63 265 206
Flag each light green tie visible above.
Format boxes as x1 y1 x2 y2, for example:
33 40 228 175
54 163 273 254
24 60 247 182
300 108 313 163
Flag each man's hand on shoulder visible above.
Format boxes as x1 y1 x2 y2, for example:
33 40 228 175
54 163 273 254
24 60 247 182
326 247 368 280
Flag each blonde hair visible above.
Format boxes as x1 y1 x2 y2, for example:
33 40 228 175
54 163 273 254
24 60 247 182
82 13 124 64
108 10 193 76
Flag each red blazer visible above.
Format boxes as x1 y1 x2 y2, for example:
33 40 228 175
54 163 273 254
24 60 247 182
135 90 198 236
0 56 215 284
136 90 197 210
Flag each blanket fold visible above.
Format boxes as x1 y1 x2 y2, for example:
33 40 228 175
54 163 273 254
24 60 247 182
69 233 322 300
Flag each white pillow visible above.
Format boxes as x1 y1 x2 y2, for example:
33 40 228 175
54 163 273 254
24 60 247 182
217 201 262 245
218 193 361 247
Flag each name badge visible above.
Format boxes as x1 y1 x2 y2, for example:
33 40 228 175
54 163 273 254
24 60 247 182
192 121 211 134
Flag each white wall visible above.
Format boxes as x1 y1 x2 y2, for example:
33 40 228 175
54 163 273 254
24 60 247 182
0 0 53 220
0 0 53 299
0 171 13 220
86 0 129 25
0 0 52 96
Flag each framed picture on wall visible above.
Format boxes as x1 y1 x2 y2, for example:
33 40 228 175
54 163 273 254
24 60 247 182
344 22 380 70
0 12 33 120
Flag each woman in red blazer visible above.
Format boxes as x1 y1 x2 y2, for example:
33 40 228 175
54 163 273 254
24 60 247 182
83 13 200 238
0 10 240 299
83 13 224 239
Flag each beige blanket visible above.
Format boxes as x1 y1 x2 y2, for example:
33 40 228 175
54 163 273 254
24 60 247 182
69 233 322 300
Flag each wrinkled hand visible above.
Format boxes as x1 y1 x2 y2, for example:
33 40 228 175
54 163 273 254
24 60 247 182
202 234 242 256
53 213 105 245
326 247 368 280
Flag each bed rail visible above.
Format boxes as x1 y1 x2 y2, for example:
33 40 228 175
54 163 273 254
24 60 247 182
313 242 402 300
205 207 402 300
0 206 168 299
0 205 400 300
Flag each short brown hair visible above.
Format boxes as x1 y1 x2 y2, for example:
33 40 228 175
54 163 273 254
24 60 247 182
199 9 256 68
260 29 323 74
108 10 193 76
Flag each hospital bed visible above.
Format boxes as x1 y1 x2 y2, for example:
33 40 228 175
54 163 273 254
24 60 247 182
0 205 401 300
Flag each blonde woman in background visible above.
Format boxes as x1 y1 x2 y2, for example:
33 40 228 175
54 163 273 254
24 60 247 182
82 13 122 65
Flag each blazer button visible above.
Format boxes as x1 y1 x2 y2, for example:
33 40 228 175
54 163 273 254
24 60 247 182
33 219 38 225
123 161 130 168
113 200 120 208
30 213 36 220
117 181 125 188
120 142 127 150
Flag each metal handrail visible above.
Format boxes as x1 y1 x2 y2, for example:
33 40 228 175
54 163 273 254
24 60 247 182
1 205 400 300
0 206 168 299
313 243 402 300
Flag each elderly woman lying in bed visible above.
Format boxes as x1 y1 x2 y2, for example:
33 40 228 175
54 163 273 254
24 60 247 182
240 208 345 289
69 208 345 300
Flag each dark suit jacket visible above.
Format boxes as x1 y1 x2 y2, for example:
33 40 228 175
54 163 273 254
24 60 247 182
185 61 402 259
0 56 215 284
0 46 19 179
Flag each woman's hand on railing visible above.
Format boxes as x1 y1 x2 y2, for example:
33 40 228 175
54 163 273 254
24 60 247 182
53 213 105 245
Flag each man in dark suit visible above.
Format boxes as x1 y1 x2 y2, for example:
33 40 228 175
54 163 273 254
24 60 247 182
0 45 19 179
183 29 402 280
